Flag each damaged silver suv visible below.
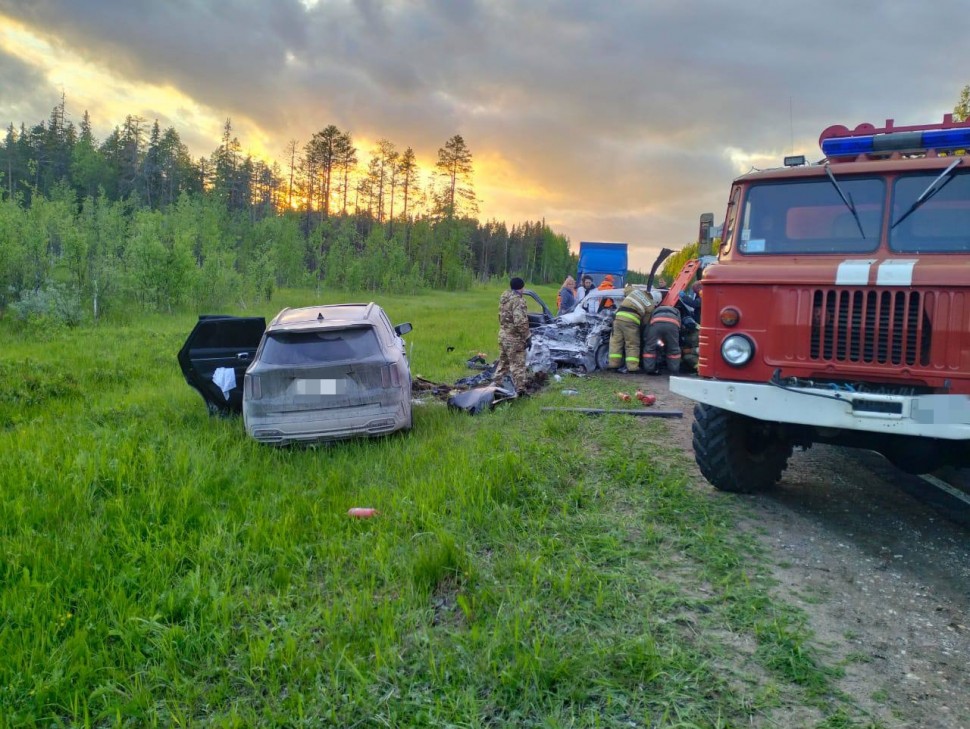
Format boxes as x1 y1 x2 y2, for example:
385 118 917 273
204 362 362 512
178 303 413 445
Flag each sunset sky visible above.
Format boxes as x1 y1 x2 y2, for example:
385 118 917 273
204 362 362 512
0 0 967 271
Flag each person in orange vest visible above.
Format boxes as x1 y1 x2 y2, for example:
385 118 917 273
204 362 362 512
596 274 615 311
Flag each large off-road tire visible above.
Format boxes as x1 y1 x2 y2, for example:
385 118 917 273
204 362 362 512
691 403 792 493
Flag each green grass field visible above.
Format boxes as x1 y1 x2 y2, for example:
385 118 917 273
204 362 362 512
0 285 879 727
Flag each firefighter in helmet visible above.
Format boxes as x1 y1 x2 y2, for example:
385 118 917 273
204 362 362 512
607 284 655 372
641 304 682 374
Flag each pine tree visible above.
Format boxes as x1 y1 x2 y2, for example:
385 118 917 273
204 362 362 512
366 139 397 223
306 125 342 218
119 115 145 199
157 127 199 205
3 124 18 198
71 111 106 200
284 139 298 209
211 118 246 209
336 131 357 214
434 134 477 218
397 147 418 221
142 120 163 208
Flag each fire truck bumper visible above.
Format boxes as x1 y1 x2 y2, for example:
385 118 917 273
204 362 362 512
669 377 970 440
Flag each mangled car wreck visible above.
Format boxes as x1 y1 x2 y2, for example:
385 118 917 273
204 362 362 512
524 247 676 374
525 287 661 374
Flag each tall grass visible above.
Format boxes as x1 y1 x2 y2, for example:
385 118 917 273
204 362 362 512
0 286 877 727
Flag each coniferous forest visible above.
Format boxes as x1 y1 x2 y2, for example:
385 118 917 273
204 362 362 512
0 99 576 324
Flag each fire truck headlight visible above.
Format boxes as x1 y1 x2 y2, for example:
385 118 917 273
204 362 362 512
721 334 754 366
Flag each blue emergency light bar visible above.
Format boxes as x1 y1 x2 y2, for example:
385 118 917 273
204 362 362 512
821 126 970 158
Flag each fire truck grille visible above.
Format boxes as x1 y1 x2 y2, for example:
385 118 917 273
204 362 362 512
809 289 931 366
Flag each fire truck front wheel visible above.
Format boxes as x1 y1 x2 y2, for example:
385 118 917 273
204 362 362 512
692 404 793 493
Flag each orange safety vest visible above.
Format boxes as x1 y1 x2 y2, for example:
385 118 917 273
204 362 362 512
597 278 615 308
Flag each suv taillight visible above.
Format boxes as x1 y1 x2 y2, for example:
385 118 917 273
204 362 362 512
246 374 262 400
382 365 401 388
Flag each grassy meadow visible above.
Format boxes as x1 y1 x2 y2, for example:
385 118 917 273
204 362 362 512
0 284 878 728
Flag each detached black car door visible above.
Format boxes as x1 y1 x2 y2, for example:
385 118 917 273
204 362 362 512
178 315 266 416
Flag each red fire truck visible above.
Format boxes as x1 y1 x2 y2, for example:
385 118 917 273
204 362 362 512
670 116 970 492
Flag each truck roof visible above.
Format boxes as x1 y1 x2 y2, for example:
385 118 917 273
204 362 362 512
736 154 964 185
738 115 970 184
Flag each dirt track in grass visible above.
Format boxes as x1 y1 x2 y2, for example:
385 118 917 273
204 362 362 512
622 371 970 729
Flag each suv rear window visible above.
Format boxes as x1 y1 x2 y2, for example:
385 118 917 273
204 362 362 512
260 327 381 365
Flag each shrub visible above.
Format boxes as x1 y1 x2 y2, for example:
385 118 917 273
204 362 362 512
10 281 84 329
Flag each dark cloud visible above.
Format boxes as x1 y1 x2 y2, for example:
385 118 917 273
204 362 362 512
0 46 58 125
1 0 968 262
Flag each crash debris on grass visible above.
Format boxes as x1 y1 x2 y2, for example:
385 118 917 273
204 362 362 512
412 356 548 414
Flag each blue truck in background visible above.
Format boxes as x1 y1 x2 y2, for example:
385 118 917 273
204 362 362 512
577 241 628 287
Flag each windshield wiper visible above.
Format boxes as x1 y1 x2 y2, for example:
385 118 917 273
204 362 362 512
891 157 962 230
824 164 865 238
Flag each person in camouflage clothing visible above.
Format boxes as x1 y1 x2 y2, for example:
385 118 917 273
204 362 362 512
494 277 531 393
608 284 655 372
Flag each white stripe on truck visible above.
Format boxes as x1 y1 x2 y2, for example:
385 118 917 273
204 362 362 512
836 259 875 285
876 259 917 286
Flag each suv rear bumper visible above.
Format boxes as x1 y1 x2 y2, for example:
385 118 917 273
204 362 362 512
244 402 411 445
670 377 970 440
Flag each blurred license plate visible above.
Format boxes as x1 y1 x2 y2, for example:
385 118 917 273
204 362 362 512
293 378 345 396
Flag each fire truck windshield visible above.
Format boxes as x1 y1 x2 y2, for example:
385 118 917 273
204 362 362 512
738 177 883 255
890 168 970 253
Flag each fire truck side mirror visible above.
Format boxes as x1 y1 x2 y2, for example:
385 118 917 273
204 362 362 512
698 212 715 257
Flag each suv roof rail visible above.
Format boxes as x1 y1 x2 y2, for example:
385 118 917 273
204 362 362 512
269 307 292 326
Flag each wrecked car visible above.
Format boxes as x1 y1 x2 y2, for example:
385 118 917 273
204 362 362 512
526 287 662 373
178 303 413 445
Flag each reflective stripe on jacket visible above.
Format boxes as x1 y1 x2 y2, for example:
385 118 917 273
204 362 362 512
615 310 641 324
649 305 681 327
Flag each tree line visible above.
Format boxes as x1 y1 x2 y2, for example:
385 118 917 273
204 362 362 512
0 98 576 325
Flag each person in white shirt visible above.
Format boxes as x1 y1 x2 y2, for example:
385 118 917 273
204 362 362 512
574 274 595 304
